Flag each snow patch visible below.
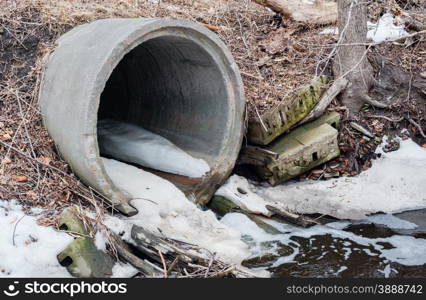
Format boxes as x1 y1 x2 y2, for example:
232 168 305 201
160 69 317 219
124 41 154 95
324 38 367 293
367 13 409 43
94 231 107 251
111 263 139 278
102 158 250 264
215 175 271 216
363 214 418 230
219 138 426 220
0 200 72 277
98 119 210 178
320 27 338 35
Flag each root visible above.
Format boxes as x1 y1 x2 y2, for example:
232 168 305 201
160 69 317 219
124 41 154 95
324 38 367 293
361 94 389 109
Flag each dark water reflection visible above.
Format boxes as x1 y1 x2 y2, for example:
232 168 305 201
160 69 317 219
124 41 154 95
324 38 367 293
239 209 426 278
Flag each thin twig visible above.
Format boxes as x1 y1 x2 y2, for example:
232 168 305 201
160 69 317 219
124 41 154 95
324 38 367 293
12 215 26 246
366 115 404 122
0 140 70 177
407 118 426 138
158 250 168 278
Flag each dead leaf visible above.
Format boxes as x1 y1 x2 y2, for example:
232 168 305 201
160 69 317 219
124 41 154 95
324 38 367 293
12 175 28 182
38 156 52 165
1 157 11 164
0 133 11 141
37 216 58 227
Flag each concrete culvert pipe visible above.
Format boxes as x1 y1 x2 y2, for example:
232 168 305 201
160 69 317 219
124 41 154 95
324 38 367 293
39 18 245 216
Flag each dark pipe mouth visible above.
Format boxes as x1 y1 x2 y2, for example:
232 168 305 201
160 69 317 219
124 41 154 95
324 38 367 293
98 34 230 165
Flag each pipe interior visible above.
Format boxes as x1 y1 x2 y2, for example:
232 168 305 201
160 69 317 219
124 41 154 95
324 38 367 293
98 35 230 165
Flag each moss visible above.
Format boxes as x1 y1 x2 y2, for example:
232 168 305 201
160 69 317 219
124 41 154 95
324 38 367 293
208 196 240 216
57 237 114 278
248 76 329 145
58 207 87 235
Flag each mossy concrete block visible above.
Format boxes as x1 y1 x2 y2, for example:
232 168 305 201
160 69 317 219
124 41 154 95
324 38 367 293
57 208 114 278
304 111 340 130
58 208 87 235
208 196 241 216
208 196 281 234
248 76 329 146
57 237 114 278
242 112 341 185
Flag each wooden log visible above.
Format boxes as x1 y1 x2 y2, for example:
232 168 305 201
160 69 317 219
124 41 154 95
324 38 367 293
252 0 337 25
110 232 164 277
266 205 323 228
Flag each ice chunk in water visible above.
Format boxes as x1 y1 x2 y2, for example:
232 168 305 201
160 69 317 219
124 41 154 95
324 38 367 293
97 119 210 178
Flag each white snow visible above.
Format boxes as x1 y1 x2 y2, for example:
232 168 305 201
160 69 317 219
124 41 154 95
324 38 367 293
0 200 148 278
218 138 426 220
102 157 250 264
98 119 210 178
320 27 338 35
362 214 418 230
94 231 107 251
111 263 139 278
0 200 73 277
319 13 410 42
367 13 409 43
215 175 271 216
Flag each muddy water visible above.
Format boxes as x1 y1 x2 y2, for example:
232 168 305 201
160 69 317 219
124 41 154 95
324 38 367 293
222 209 426 278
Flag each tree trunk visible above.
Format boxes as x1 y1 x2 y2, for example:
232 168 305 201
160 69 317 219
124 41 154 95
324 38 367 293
333 0 374 113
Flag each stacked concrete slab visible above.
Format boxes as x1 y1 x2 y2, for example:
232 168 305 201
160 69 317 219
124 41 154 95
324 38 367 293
242 77 341 185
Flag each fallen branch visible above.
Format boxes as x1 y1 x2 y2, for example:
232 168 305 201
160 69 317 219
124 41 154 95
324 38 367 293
361 94 388 109
350 122 374 138
252 0 337 25
407 118 426 138
110 232 164 277
366 115 404 123
266 205 323 228
299 77 348 125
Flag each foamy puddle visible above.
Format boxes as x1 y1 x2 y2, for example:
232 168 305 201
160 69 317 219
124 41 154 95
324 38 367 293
221 209 426 278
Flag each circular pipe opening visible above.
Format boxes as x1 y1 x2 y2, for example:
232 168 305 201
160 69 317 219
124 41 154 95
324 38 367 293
98 35 229 163
39 19 245 215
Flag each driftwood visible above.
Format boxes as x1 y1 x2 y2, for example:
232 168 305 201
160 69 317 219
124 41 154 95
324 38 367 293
209 196 324 229
266 205 323 228
252 0 337 24
112 224 256 278
299 77 348 125
111 232 164 277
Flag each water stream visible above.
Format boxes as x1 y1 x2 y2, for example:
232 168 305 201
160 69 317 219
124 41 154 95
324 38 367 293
222 209 426 277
